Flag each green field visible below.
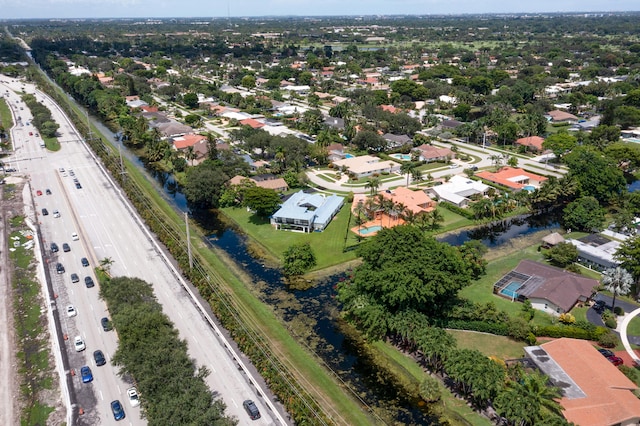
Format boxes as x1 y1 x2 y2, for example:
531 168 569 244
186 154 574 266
447 329 526 360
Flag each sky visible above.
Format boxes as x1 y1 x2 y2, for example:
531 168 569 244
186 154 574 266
0 0 639 20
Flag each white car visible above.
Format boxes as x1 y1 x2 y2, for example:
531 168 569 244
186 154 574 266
71 232 79 241
66 305 77 317
127 387 140 407
53 210 60 218
74 336 85 352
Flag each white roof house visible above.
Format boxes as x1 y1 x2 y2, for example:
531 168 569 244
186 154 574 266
566 238 621 270
271 191 344 233
426 175 489 207
332 155 400 178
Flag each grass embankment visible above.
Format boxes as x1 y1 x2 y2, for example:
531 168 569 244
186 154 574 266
43 136 60 151
8 217 55 424
0 97 14 148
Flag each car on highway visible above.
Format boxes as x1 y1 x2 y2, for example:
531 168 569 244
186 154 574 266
71 232 79 241
80 366 93 383
62 243 70 252
41 208 48 216
70 273 79 283
66 305 77 317
36 190 42 196
243 399 261 420
101 317 112 331
56 263 65 274
29 131 33 136
81 257 89 267
75 182 82 189
50 242 59 253
74 336 86 352
45 188 51 195
111 400 125 421
85 276 95 288
53 210 60 218
58 167 65 173
127 387 140 407
93 350 106 366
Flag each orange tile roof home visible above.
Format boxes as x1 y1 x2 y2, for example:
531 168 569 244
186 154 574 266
526 338 640 426
172 134 207 150
475 166 547 190
380 104 398 114
239 118 265 129
547 109 579 122
381 187 436 214
515 135 545 152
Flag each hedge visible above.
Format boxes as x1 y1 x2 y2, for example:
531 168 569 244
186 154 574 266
439 201 475 220
445 320 509 336
533 324 608 340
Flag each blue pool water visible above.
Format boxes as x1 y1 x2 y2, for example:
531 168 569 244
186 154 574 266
359 225 382 235
523 185 536 192
390 153 412 161
345 153 354 158
500 281 521 298
625 137 640 144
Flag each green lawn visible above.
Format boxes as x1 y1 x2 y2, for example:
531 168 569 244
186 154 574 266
221 203 359 270
447 329 526 360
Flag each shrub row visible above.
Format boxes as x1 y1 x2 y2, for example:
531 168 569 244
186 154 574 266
439 201 475 220
533 324 609 340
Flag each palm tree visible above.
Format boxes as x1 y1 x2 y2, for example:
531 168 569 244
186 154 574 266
411 168 423 188
602 267 633 312
400 162 416 186
99 257 115 274
365 177 381 196
354 200 366 235
185 145 197 166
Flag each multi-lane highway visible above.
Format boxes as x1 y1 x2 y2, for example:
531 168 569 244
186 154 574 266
1 76 284 425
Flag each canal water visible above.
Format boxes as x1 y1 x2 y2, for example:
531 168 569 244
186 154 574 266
86 112 561 424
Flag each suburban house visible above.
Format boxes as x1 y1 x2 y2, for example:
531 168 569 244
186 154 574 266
440 119 464 130
414 144 454 163
326 143 346 162
475 167 547 191
229 174 289 192
383 133 412 149
271 191 344 232
515 136 545 152
425 175 489 207
172 134 207 151
332 155 401 179
546 110 580 123
525 338 640 426
566 236 621 271
382 187 436 215
493 260 597 315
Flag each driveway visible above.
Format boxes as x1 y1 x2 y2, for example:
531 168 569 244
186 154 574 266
589 294 640 345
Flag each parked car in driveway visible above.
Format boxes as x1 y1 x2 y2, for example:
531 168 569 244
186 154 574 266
598 348 615 358
607 355 624 366
593 300 606 313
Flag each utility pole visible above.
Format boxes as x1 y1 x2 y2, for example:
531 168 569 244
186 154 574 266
185 212 193 270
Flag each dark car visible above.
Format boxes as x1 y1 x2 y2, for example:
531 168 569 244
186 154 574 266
70 273 79 283
75 182 82 189
593 300 606 313
84 276 95 288
93 350 106 366
81 257 89 267
62 243 70 252
80 366 93 383
101 317 113 331
607 355 624 366
56 263 65 274
242 399 261 420
50 242 59 253
111 400 125 421
45 188 51 195
42 208 49 216
598 348 615 358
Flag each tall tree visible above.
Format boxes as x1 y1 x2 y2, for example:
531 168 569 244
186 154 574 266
602 267 633 312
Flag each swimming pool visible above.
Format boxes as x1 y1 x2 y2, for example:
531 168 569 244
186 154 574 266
390 153 412 161
500 281 521 298
625 137 640 144
345 153 355 159
523 185 536 192
359 225 382 235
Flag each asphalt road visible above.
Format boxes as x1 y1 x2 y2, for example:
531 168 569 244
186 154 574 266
2 76 285 425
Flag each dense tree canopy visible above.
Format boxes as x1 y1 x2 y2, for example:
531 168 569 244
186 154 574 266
337 226 472 339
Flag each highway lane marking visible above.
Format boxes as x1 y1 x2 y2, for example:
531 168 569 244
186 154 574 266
231 398 238 407
99 390 103 401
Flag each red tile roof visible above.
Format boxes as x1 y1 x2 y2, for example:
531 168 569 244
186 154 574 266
239 118 265 129
515 136 545 151
542 338 640 426
475 166 547 190
173 134 207 150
